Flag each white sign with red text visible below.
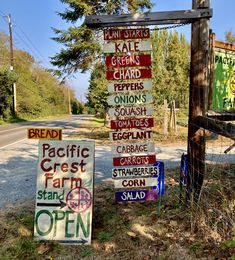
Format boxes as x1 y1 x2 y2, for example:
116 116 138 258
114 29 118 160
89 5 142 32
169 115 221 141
103 41 152 53
34 140 95 245
108 81 152 93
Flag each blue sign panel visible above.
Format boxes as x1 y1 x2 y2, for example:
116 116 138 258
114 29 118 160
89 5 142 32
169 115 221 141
115 161 164 202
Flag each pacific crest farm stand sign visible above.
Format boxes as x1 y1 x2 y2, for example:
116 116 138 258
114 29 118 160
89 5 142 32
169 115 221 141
34 140 95 245
212 44 235 111
104 27 164 204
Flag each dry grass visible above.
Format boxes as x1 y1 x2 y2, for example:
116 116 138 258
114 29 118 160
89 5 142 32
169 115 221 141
0 167 234 259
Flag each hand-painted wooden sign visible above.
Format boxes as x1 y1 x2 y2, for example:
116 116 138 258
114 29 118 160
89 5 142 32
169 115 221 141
108 81 152 93
113 154 156 166
109 129 153 141
108 106 154 118
114 177 158 189
107 93 153 106
106 68 151 80
103 41 152 53
104 28 150 40
111 117 154 129
28 128 62 140
112 165 159 178
112 142 155 156
34 140 95 245
115 189 158 202
106 54 151 69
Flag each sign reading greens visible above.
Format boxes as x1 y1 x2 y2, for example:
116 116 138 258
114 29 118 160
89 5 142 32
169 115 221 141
34 140 95 245
212 49 235 111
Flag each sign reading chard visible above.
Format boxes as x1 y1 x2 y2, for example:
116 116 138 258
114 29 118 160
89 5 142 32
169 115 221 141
34 140 95 245
106 68 151 80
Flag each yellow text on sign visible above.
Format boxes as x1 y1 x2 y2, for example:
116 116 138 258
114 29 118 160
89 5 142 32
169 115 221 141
27 128 62 140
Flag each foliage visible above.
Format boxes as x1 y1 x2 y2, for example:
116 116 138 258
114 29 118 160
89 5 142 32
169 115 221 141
225 30 235 44
86 62 108 116
51 0 153 75
0 69 17 119
71 99 84 114
0 31 78 120
151 29 190 108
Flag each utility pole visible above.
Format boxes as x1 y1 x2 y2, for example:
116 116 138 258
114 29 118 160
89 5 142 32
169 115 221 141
67 87 71 115
8 14 17 115
186 0 210 202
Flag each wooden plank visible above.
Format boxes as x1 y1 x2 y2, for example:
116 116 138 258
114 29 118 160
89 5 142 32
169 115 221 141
106 68 151 80
107 93 153 106
215 40 235 52
110 117 154 129
207 110 235 121
103 41 152 54
109 129 153 141
113 154 156 166
115 189 158 202
108 106 154 118
104 28 150 40
85 9 213 28
105 54 151 69
114 177 158 189
111 142 155 156
195 116 235 140
112 165 159 178
108 81 152 93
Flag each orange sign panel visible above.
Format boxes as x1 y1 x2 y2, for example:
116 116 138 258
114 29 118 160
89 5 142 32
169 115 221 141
27 128 62 140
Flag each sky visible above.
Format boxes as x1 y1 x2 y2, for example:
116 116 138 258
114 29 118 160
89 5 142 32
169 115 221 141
0 0 234 101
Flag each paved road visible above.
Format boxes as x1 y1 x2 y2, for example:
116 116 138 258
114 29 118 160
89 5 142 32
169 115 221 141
0 115 234 209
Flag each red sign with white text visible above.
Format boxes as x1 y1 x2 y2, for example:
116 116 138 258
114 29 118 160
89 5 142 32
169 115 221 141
104 28 150 40
106 68 151 81
113 154 156 166
111 117 154 130
106 54 151 69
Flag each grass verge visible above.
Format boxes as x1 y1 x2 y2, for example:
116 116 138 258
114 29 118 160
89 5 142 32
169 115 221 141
0 167 234 259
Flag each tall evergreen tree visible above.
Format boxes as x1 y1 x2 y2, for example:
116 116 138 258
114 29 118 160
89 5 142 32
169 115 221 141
51 0 153 75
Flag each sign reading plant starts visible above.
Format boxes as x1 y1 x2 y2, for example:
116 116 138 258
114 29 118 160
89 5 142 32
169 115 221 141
34 140 95 245
104 27 162 203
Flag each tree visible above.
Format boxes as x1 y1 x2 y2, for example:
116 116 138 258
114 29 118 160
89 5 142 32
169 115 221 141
225 30 235 44
0 69 16 118
51 0 153 75
151 29 190 108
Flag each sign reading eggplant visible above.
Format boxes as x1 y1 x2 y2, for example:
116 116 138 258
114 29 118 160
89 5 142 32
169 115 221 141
109 129 153 141
34 140 95 245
